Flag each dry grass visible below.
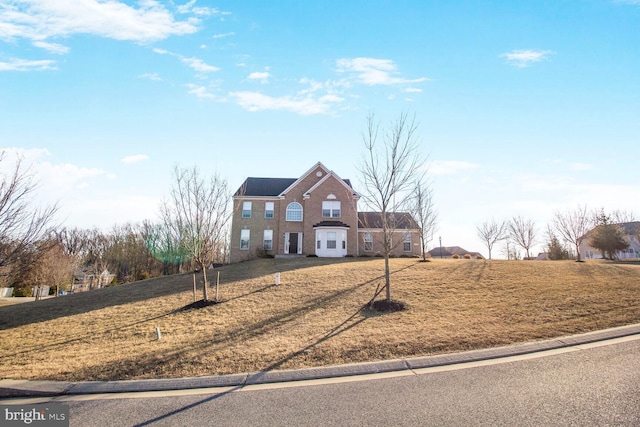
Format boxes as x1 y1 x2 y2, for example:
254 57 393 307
1 258 639 381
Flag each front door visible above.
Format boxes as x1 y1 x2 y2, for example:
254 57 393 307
285 232 302 254
289 232 299 254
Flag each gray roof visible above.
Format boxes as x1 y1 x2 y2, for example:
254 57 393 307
313 221 351 228
620 221 640 235
582 221 640 239
357 212 418 230
234 177 353 197
234 177 297 197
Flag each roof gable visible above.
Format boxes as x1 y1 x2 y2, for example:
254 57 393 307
279 162 330 196
304 171 359 199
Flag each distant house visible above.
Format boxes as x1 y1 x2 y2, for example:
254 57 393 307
72 269 115 293
229 162 421 262
427 246 485 260
579 221 640 260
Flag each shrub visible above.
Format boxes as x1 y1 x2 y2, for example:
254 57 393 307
255 248 274 259
463 254 471 259
13 287 31 297
452 254 459 259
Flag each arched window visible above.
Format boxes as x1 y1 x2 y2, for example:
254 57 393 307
286 202 303 221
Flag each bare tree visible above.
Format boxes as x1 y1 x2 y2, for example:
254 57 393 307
160 165 230 302
26 239 76 298
552 205 592 262
476 219 507 260
141 220 187 276
610 209 637 224
359 112 424 303
508 216 537 259
410 177 437 261
0 153 58 283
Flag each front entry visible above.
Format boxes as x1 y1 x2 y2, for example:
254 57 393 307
285 232 302 255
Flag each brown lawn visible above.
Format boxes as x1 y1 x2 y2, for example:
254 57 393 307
0 257 639 381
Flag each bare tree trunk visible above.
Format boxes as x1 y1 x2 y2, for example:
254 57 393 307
202 264 209 302
384 256 391 301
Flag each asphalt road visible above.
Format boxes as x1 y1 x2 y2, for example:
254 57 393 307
58 336 640 427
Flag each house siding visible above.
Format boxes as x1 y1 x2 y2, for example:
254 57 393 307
358 229 421 257
230 197 282 262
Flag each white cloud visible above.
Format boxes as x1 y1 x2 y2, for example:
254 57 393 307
403 87 422 93
0 147 107 195
229 91 343 115
139 72 161 81
120 154 149 164
501 49 554 68
181 56 219 72
213 31 235 39
177 0 228 16
569 162 594 171
336 57 428 86
0 0 200 44
32 40 69 54
247 71 271 83
431 160 480 175
185 83 220 99
153 48 219 73
0 58 56 71
297 78 325 94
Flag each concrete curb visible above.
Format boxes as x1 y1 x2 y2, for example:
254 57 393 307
2 323 639 398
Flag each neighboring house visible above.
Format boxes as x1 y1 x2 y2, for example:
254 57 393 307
427 246 485 260
71 269 115 293
579 221 640 260
229 162 420 262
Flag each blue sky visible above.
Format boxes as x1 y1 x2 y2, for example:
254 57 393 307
1 0 639 258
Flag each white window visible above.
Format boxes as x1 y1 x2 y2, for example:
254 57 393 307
242 201 252 218
403 233 411 252
286 202 303 222
363 232 373 252
263 230 273 250
322 201 341 218
327 231 337 249
240 229 250 250
264 202 274 219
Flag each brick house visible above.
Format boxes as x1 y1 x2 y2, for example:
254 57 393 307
229 162 420 262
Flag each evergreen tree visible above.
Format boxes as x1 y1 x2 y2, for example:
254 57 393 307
589 212 630 260
547 234 570 260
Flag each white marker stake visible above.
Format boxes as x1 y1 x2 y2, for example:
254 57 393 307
275 272 280 286
156 327 162 340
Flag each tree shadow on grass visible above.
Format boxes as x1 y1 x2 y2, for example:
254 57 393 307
44 262 419 382
0 257 382 330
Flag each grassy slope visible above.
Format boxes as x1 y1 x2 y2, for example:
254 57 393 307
1 258 639 381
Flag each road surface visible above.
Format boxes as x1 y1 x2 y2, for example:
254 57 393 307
7 336 640 426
